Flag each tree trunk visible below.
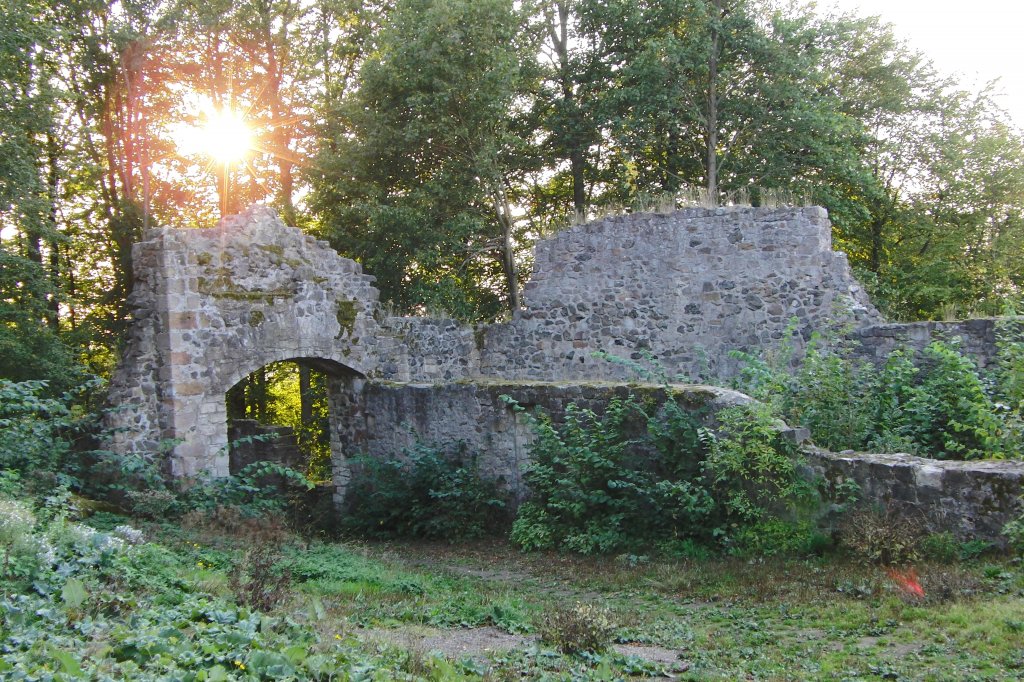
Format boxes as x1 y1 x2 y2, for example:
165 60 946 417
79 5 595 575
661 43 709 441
551 1 587 216
299 364 313 426
46 129 61 329
492 180 520 311
706 0 722 205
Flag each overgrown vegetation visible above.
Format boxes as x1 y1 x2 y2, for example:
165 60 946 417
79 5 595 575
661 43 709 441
342 443 508 541
3 358 1024 678
732 321 1024 459
537 603 616 655
2 489 1023 680
507 393 818 556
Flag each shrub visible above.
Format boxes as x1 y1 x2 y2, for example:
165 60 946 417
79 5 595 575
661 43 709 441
512 393 818 556
0 379 100 489
838 506 923 566
229 543 292 612
511 395 717 554
704 403 815 524
343 442 507 541
732 328 1024 460
537 602 616 655
0 497 45 582
784 334 876 451
731 518 830 558
900 341 1007 458
1004 501 1024 556
180 461 313 518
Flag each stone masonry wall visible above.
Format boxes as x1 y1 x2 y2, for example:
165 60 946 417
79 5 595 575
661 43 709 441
809 449 1024 545
479 207 881 381
105 207 478 483
849 318 1014 370
334 380 757 502
342 379 1024 544
106 205 1022 543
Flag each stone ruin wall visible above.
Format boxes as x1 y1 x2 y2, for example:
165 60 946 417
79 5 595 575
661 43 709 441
105 205 1024 543
105 207 477 484
480 206 881 381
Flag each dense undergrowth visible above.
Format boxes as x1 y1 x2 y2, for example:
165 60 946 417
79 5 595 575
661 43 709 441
3 332 1024 679
730 320 1024 460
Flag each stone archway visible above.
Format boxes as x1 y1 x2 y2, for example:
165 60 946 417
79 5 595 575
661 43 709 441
105 208 384 487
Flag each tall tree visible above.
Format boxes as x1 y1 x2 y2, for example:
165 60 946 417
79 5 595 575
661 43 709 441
312 0 537 319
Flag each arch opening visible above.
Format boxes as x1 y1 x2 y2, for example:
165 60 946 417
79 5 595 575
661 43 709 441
221 357 362 498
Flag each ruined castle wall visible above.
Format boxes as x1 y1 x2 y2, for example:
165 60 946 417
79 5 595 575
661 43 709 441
105 208 482 486
477 207 881 382
106 205 1021 541
849 318 1013 370
335 380 755 501
809 449 1024 544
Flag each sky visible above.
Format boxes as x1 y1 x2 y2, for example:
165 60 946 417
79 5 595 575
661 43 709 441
820 0 1024 125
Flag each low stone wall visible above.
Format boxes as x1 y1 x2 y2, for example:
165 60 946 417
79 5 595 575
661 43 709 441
338 380 1023 545
807 449 1024 545
848 318 1017 370
334 380 755 501
227 419 304 474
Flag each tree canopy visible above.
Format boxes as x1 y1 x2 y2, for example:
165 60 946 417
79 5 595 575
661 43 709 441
1 0 1023 386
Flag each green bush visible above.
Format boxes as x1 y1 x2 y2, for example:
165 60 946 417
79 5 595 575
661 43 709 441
0 379 100 488
511 394 816 555
1004 502 1024 556
705 403 816 524
732 328 1024 460
343 442 508 541
510 395 717 554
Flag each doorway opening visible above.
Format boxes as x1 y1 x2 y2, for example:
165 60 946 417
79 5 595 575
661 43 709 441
225 360 331 482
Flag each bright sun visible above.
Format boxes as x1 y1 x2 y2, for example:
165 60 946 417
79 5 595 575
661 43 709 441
172 104 253 164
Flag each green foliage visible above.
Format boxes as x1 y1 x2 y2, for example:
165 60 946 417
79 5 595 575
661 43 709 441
900 341 1010 458
511 392 815 556
919 532 993 563
510 396 715 554
704 403 815 524
313 0 535 319
537 602 616 656
0 250 82 391
0 495 401 679
344 442 508 541
730 518 830 558
0 379 312 523
1005 503 1024 556
732 328 1024 459
0 378 103 492
192 461 313 513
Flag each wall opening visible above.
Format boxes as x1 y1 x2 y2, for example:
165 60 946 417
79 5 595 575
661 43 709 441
224 359 338 482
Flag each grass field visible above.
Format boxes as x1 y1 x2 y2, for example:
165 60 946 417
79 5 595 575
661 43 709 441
3 501 1023 681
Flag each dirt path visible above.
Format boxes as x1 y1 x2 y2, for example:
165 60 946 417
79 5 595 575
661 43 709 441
358 625 690 676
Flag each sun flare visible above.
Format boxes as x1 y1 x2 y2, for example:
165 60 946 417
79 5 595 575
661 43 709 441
172 105 253 164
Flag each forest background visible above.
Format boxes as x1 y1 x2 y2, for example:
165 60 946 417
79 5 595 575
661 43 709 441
2 0 1023 394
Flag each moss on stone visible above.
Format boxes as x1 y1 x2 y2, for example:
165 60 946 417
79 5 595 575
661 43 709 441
213 290 292 302
248 310 265 327
258 244 285 257
335 298 358 338
474 326 488 351
257 243 303 267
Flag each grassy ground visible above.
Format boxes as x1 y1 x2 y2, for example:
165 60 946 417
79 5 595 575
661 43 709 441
3 507 1023 681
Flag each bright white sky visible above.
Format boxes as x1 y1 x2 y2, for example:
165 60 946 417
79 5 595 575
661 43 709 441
820 0 1024 125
